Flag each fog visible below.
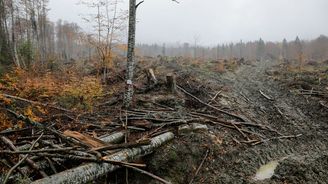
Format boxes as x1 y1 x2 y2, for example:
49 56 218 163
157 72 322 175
48 0 328 45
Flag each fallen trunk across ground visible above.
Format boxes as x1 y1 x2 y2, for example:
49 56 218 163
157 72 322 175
31 132 174 184
0 131 125 182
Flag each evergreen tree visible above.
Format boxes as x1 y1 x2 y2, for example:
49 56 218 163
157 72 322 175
256 38 265 60
282 38 288 59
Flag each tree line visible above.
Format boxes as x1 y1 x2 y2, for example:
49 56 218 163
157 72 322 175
137 35 328 62
0 0 128 72
1 0 327 73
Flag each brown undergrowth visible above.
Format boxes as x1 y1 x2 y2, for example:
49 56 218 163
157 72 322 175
0 65 104 131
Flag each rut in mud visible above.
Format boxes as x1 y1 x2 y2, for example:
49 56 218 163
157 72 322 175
132 60 328 184
217 60 328 183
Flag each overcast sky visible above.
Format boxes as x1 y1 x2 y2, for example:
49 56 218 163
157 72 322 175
48 0 328 45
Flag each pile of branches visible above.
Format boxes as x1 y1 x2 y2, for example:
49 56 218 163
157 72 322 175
0 108 175 184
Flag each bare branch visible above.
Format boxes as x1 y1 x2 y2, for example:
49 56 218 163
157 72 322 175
135 1 144 9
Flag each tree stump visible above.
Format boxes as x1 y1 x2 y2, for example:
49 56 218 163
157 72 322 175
145 68 157 85
166 74 176 93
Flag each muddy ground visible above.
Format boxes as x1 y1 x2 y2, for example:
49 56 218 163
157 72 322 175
122 60 328 184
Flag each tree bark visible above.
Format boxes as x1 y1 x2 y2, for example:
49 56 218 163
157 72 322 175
124 0 137 108
0 131 125 182
31 132 174 184
10 0 20 67
0 0 11 65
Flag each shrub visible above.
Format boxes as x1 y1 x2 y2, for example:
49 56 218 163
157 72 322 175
58 76 103 111
0 67 104 112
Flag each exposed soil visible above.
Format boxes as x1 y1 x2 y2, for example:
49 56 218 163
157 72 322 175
127 60 328 184
2 59 327 184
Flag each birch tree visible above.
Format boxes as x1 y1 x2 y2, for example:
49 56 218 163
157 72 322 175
123 0 137 108
0 0 12 65
80 0 126 80
123 0 179 108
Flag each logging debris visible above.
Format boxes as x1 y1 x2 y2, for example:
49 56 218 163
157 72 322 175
0 62 300 184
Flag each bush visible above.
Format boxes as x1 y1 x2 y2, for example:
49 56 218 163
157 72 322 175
57 76 103 111
1 68 104 112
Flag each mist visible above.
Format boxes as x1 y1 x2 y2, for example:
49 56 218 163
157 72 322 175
48 0 328 45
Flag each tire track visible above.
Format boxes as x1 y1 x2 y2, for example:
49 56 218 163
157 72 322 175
212 60 328 183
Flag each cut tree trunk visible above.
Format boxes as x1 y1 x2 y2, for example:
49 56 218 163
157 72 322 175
31 132 174 184
0 132 125 182
166 74 177 93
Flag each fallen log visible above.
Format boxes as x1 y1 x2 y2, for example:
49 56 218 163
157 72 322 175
91 139 151 152
31 132 174 184
94 131 123 143
0 131 125 182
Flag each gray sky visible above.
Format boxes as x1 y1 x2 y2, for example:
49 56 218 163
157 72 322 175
48 0 328 45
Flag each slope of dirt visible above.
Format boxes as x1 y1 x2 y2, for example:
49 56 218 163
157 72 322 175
131 60 328 184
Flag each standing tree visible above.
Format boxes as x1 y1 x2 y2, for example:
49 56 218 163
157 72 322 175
238 40 243 58
80 0 125 81
256 38 265 61
216 44 220 60
123 0 137 108
10 0 21 67
193 35 200 59
294 36 304 70
282 38 288 60
124 0 179 108
311 35 328 60
229 43 234 59
0 0 12 66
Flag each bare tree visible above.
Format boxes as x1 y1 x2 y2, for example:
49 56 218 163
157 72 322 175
282 38 288 60
193 35 200 59
81 0 125 80
256 38 265 61
123 0 179 108
10 0 20 67
0 0 12 65
123 0 138 108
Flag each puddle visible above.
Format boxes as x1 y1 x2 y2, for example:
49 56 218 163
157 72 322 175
253 160 279 181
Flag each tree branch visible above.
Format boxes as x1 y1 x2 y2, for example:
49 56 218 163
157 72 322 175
2 133 44 184
135 1 144 9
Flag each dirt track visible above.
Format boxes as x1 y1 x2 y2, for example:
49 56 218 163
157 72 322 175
127 60 328 184
216 60 328 183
